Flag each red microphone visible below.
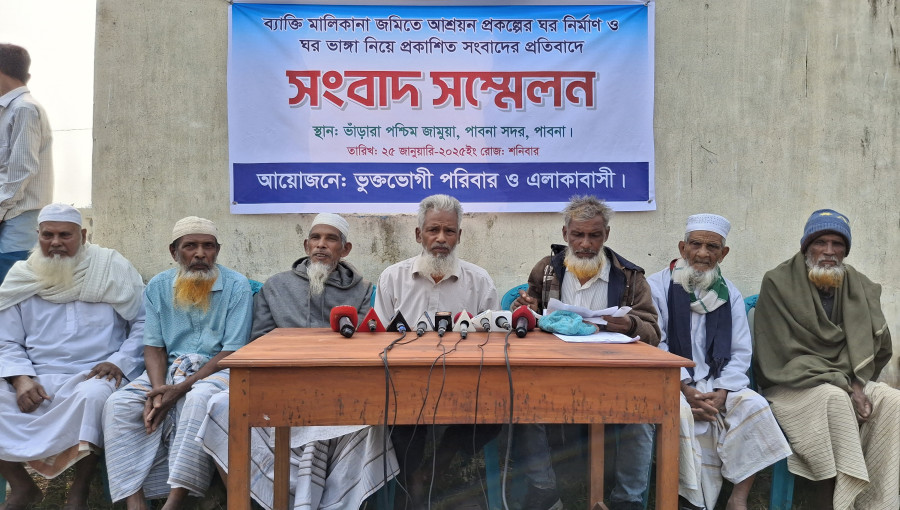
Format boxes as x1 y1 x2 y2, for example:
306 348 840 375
512 305 536 338
330 306 359 338
358 308 386 332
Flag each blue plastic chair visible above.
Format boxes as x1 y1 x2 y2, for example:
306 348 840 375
745 294 794 510
501 284 528 311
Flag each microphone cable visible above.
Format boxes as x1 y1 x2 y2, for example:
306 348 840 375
472 328 493 509
500 326 515 510
380 325 424 509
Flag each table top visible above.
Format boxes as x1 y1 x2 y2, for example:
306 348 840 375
221 328 693 369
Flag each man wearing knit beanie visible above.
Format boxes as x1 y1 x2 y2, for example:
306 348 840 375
754 209 898 510
103 216 253 510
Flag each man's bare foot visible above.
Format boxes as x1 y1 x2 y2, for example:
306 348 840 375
159 487 189 510
124 490 149 510
0 482 43 510
724 496 748 510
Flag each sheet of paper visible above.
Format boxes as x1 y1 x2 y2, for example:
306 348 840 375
545 299 632 324
555 332 639 343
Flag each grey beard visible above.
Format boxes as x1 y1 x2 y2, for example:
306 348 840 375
420 249 457 279
307 261 334 296
672 259 718 292
175 264 220 283
28 246 86 289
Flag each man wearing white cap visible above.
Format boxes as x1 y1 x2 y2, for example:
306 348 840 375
198 213 397 510
0 203 145 510
648 214 790 510
103 216 252 510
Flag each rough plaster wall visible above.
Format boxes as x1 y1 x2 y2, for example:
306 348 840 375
93 0 900 384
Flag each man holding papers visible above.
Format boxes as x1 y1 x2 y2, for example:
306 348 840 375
511 195 660 510
648 213 790 510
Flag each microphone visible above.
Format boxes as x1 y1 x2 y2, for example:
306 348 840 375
415 312 433 337
493 310 512 331
434 311 452 337
472 311 492 332
386 311 410 334
453 310 473 339
512 305 537 338
358 308 386 332
329 306 358 338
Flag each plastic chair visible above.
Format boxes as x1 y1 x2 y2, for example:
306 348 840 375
745 293 795 510
501 284 528 311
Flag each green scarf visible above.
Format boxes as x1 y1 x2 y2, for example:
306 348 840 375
670 258 729 314
753 252 892 391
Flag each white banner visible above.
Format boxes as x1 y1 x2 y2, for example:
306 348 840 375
229 3 655 213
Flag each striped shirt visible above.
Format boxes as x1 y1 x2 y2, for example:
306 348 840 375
0 86 53 221
560 252 612 309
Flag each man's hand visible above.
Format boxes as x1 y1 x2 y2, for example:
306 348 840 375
142 383 189 434
87 362 125 388
681 384 722 422
511 289 538 312
11 376 51 413
601 315 634 335
697 389 728 414
850 381 872 423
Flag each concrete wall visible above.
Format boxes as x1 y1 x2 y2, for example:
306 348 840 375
92 0 900 384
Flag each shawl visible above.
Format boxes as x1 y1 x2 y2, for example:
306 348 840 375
0 243 144 320
753 252 891 391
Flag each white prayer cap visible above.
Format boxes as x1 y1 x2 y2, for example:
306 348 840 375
171 216 218 243
685 213 731 239
310 213 349 239
38 203 82 226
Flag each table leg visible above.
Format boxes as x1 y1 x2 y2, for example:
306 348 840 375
227 369 251 510
656 390 680 509
274 427 291 509
589 423 605 509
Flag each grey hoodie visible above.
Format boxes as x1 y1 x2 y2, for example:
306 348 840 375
250 256 373 340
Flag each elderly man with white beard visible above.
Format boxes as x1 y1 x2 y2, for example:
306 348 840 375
375 194 500 510
103 216 252 510
512 195 660 510
647 214 790 510
755 209 899 510
0 203 145 510
198 213 398 510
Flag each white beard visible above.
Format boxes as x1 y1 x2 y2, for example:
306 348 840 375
420 249 458 279
28 246 86 289
672 258 718 293
563 247 606 281
307 261 334 296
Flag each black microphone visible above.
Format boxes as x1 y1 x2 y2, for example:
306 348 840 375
435 311 452 337
386 311 410 333
512 305 537 338
329 306 359 338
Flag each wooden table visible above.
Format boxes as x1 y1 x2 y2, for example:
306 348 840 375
222 328 692 510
